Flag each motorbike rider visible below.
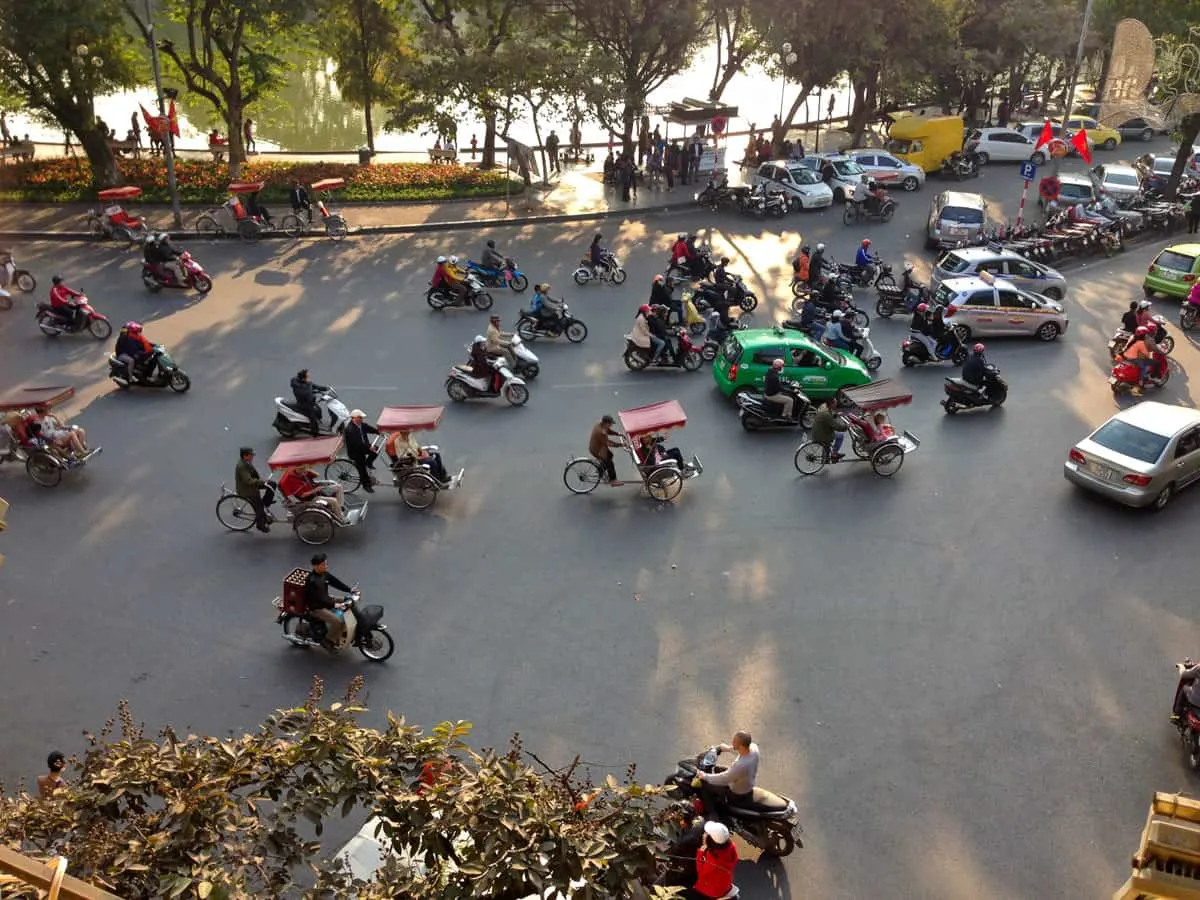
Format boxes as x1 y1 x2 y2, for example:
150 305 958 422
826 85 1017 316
762 358 795 420
670 233 691 272
712 256 732 287
1172 660 1200 723
114 321 155 382
480 239 505 272
799 293 825 340
531 283 564 329
486 314 517 369
304 552 353 651
793 245 811 286
909 302 937 356
650 305 677 363
48 275 87 331
900 262 923 301
962 342 990 392
627 305 662 366
1120 326 1160 389
589 233 612 276
829 310 864 358
148 232 185 284
854 238 874 273
696 730 760 814
290 368 326 434
818 272 843 311
431 255 469 304
808 242 827 287
650 273 682 324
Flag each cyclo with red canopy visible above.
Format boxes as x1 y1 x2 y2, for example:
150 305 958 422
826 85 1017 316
216 435 368 544
194 182 274 243
85 186 147 246
563 400 703 502
280 177 350 241
792 380 920 478
0 385 101 487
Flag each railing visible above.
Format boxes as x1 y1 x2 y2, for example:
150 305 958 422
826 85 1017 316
0 847 123 899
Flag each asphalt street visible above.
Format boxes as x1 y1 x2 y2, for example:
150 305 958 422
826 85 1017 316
0 138 1197 898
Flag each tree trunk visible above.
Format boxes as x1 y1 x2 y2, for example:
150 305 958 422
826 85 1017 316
1167 114 1200 199
780 84 812 133
364 92 376 153
529 107 547 185
481 109 497 169
78 127 121 187
227 98 246 180
847 68 879 147
621 101 636 157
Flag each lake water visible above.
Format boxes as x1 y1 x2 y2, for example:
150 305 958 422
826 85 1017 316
4 45 856 156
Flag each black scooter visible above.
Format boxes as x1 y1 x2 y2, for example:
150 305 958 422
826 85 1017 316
107 344 191 393
736 383 815 431
942 365 1007 414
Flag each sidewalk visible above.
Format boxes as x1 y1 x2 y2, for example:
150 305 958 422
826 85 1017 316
0 165 711 240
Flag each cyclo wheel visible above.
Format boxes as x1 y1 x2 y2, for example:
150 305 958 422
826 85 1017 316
25 451 62 487
793 441 828 476
280 214 304 238
325 215 349 241
563 458 602 494
399 470 439 509
870 443 905 477
324 458 361 493
646 466 683 502
215 494 256 531
238 219 261 244
293 508 336 545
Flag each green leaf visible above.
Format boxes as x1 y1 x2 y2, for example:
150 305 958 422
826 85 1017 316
198 881 214 899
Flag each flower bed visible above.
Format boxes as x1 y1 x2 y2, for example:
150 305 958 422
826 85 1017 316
0 158 519 203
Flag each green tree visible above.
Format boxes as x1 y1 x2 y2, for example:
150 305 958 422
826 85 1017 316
0 678 676 899
0 0 142 186
326 0 410 152
123 0 311 177
748 0 844 137
1167 112 1200 199
707 0 760 103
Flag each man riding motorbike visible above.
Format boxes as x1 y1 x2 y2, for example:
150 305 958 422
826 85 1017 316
650 273 682 324
854 238 873 270
799 294 825 340
649 305 675 363
480 239 505 272
695 730 760 816
304 552 353 651
900 262 925 306
145 232 184 284
290 369 326 434
431 254 469 304
762 358 795 420
530 282 564 328
114 321 155 382
826 309 864 357
1121 300 1140 335
48 274 86 331
808 242 826 287
962 342 990 389
712 256 732 288
486 314 516 369
629 304 665 366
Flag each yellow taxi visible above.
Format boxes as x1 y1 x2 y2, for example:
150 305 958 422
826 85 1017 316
1062 115 1122 151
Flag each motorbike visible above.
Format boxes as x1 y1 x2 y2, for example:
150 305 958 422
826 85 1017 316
623 328 704 372
426 275 495 312
1173 660 1200 769
1108 318 1174 360
696 177 737 211
662 745 804 857
108 344 191 393
142 252 213 294
700 310 754 361
1110 351 1170 395
572 252 628 286
274 588 395 662
515 304 588 343
466 257 529 292
715 274 759 312
492 335 540 380
840 256 897 290
736 384 816 432
875 281 929 319
666 248 715 282
794 288 870 329
942 365 1008 413
1183 295 1200 332
35 296 112 340
273 387 351 437
0 250 36 308
825 326 882 372
842 194 897 225
445 357 529 406
941 149 981 179
901 330 968 367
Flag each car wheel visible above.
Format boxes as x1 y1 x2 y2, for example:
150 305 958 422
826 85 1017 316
1103 138 1117 150
1035 321 1060 342
1032 151 1046 164
790 196 802 213
902 176 919 192
1153 482 1174 511
1042 287 1062 301
975 152 989 165
1141 128 1154 142
833 188 845 203
1144 286 1156 298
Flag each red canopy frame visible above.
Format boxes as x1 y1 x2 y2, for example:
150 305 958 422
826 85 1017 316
267 436 345 470
228 182 265 194
98 186 142 201
376 405 445 432
0 385 74 412
310 177 346 192
839 379 913 412
618 400 688 437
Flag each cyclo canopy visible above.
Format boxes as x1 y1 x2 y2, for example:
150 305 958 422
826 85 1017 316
839 380 913 412
618 400 688 439
267 435 345 470
0 385 74 413
97 186 142 201
376 405 444 432
228 182 266 194
310 177 346 192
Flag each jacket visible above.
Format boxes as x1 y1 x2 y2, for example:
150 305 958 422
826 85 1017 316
486 322 510 353
693 841 739 899
1122 310 1140 332
650 282 674 307
628 313 652 349
647 313 669 339
589 243 606 265
291 376 317 409
234 458 266 500
304 569 352 612
589 422 620 459
469 344 492 376
962 352 987 384
344 420 379 460
116 333 152 357
796 253 811 282
808 251 825 281
855 247 872 267
289 186 310 209
481 247 505 269
49 283 82 308
811 407 845 445
764 368 783 395
670 239 690 262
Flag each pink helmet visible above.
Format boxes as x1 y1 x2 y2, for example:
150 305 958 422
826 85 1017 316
125 321 143 334
653 274 665 284
973 342 985 353
861 238 871 247
639 304 651 314
916 303 928 312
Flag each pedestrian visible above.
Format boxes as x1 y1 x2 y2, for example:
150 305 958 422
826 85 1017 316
997 99 1009 128
690 134 704 182
244 117 256 153
630 161 639 200
235 446 273 533
619 156 632 202
665 142 677 190
827 94 836 125
63 129 74 157
0 111 9 147
545 129 560 173
1188 195 1200 234
589 414 625 485
344 409 380 494
470 133 478 159
37 751 66 798
130 110 142 148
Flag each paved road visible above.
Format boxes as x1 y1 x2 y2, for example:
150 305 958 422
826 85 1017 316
0 143 1196 897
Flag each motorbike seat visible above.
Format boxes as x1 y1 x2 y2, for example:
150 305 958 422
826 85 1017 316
729 787 790 812
280 399 305 413
946 377 984 393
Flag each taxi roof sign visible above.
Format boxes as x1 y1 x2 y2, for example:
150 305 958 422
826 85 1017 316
978 269 996 284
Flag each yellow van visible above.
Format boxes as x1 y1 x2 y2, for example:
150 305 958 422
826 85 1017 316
885 116 964 173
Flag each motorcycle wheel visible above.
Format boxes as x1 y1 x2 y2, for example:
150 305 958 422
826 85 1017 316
293 509 335 545
689 321 706 336
850 309 869 328
901 354 917 367
143 275 162 293
762 820 797 857
215 494 256 531
0 292 10 311
624 349 649 371
446 379 470 402
740 411 764 432
881 204 895 222
471 291 495 311
682 351 702 372
876 298 895 318
14 271 35 293
1182 308 1197 331
842 207 856 226
521 363 540 380
791 280 806 298
37 313 60 337
1162 335 1176 354
504 383 530 406
866 355 882 372
168 370 191 393
943 399 959 414
573 268 589 285
701 343 717 362
564 320 588 343
427 291 448 310
357 628 395 662
88 318 113 340
281 616 309 646
990 385 1008 407
193 274 214 294
740 293 758 312
790 296 805 315
951 347 968 365
509 273 529 292
516 318 538 341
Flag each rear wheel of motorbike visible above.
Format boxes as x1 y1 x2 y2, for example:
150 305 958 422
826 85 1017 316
943 400 959 415
509 273 529 292
565 320 588 343
790 296 805 316
876 275 897 292
215 494 256 531
280 214 303 238
901 354 916 367
472 291 494 311
516 318 538 341
26 452 62 487
294 509 335 545
573 268 589 286
88 318 112 340
689 321 706 336
682 351 702 372
143 274 162 293
793 441 827 476
399 471 439 510
427 291 447 310
504 383 530 406
740 411 764 432
624 349 649 371
521 363 539 379
0 292 10 310
951 346 968 365
446 379 470 402
168 371 191 393
866 355 882 372
740 293 758 312
1182 309 1197 331
763 821 797 857
701 343 717 362
281 616 310 647
881 204 895 222
324 458 361 493
876 298 895 318
325 215 349 242
611 268 628 285
193 274 213 294
37 313 59 337
357 628 395 662
563 458 603 494
195 215 221 237
14 271 35 292
646 467 683 502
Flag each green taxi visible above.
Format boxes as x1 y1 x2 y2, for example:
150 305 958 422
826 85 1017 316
713 326 871 399
1144 243 1200 299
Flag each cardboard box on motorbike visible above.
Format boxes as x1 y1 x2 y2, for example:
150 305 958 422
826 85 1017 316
886 115 965 173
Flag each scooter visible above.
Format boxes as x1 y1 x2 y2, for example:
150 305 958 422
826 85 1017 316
736 384 816 431
901 330 967 367
623 329 704 371
1173 660 1200 769
108 344 191 393
701 310 754 360
492 334 540 380
1108 318 1174 359
35 296 112 340
0 250 36 306
272 387 351 437
426 275 494 311
826 327 882 371
466 257 529 292
1110 352 1170 395
273 588 395 662
141 251 214 294
445 357 529 406
942 365 1008 413
514 304 589 343
1182 294 1200 331
572 252 628 286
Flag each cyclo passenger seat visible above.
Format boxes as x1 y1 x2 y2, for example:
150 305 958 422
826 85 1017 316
728 787 790 813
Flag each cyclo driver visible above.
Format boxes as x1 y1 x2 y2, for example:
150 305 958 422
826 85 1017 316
114 321 155 382
304 553 353 651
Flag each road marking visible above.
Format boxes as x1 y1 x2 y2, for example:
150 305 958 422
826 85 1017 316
339 385 401 391
552 381 635 389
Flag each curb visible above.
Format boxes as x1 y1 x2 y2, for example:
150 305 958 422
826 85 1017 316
0 201 699 243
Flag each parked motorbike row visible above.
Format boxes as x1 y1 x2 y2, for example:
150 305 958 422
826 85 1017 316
695 178 792 217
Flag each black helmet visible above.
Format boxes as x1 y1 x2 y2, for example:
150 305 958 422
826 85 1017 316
51 275 63 285
486 239 496 249
802 245 811 254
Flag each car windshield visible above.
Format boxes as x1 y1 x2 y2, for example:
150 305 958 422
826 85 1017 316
1153 158 1174 174
1090 420 1170 464
934 284 958 306
833 160 864 176
721 336 743 363
1155 249 1197 272
940 206 984 225
1059 183 1091 199
1104 171 1140 186
789 169 819 184
936 252 971 273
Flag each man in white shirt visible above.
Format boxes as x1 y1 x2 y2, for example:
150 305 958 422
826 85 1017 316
697 730 760 812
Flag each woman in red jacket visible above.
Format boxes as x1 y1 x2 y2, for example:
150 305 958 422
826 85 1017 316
689 820 739 899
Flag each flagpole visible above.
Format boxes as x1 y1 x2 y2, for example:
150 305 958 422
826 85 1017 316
146 0 182 229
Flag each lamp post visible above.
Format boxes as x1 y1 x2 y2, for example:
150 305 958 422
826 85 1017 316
1059 0 1096 132
778 44 799 121
144 0 183 228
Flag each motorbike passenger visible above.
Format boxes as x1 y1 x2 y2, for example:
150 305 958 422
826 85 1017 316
279 464 348 523
829 310 864 358
468 335 493 381
115 320 155 382
486 314 516 369
480 239 505 272
684 234 708 278
650 273 682 324
763 358 795 420
1136 299 1154 329
290 369 326 434
819 273 843 310
431 254 469 304
1121 300 1140 334
628 305 662 366
851 175 870 215
696 730 760 813
800 294 825 340
808 242 826 287
691 821 739 900
48 275 86 331
649 306 674 364
385 428 450 485
304 552 353 651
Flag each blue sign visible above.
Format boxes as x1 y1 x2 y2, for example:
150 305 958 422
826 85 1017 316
1019 161 1037 181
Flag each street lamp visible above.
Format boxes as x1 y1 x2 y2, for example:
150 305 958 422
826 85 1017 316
144 0 183 228
778 44 798 121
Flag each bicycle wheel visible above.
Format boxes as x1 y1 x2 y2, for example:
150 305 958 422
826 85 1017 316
646 467 683 502
563 458 602 494
793 441 827 476
216 494 256 531
324 458 361 493
195 214 221 236
280 214 304 238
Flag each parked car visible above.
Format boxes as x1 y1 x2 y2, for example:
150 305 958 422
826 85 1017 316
1135 154 1177 193
1091 163 1143 202
931 246 1067 299
752 160 834 210
795 154 869 202
1041 172 1097 210
934 272 1068 342
712 326 871 400
845 149 925 191
1116 117 1166 142
1062 115 1122 150
1144 242 1200 299
1064 401 1200 510
1014 122 1095 156
925 190 987 250
964 127 1042 163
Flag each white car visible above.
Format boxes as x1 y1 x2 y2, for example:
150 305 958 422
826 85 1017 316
752 161 834 210
933 272 1069 342
795 154 868 203
846 149 925 191
1013 122 1094 157
964 127 1041 163
1091 163 1142 202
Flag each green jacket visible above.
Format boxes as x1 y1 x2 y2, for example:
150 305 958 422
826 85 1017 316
235 458 265 499
811 407 845 445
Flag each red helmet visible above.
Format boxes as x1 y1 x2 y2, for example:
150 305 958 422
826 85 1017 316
639 304 651 314
861 238 870 247
973 342 985 353
916 303 928 312
125 321 143 334
1135 325 1150 336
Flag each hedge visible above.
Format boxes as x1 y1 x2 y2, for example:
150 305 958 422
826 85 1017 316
0 158 520 203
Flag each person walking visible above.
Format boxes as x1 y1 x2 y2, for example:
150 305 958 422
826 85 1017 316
1188 195 1200 235
244 117 256 153
63 129 74 157
0 111 9 147
545 129 560 173
235 447 274 532
130 110 142 148
344 410 381 493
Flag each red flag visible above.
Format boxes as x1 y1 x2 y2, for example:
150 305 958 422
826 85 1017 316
1034 118 1053 150
167 100 180 138
1071 128 1092 165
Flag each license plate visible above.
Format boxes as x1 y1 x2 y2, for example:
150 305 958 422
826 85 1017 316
1090 462 1118 481
503 271 512 281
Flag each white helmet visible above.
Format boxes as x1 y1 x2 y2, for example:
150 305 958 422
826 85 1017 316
155 232 167 243
903 262 914 273
816 242 825 251
449 255 459 264
832 309 844 319
436 255 447 263
472 334 486 345
1138 299 1152 310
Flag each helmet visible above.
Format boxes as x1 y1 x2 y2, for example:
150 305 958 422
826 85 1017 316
677 233 687 240
51 275 63 285
155 232 167 243
449 255 458 264
436 255 447 263
832 309 844 319
801 245 811 253
486 239 496 249
472 335 486 345
861 238 871 247
903 262 914 273
816 242 825 251
639 304 652 314
1139 299 1152 310
1135 326 1150 336
653 274 664 284
349 409 366 418
126 321 143 334
973 342 985 353
772 358 785 369
704 821 731 845
916 303 928 312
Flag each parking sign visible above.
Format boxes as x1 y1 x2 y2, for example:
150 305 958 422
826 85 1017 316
1019 160 1037 181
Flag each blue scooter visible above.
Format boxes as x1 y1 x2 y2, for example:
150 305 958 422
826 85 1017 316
466 257 529 292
